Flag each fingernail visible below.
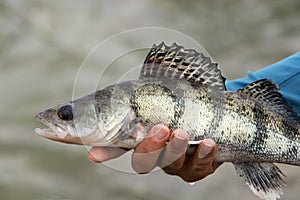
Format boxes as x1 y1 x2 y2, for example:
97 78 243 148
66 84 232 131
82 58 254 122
152 125 168 141
198 139 214 159
173 130 188 149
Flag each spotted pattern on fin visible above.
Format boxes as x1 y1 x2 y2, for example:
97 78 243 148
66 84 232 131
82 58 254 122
139 42 226 91
234 163 286 200
237 79 299 122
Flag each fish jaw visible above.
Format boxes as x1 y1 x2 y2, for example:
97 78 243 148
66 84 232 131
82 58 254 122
35 127 84 145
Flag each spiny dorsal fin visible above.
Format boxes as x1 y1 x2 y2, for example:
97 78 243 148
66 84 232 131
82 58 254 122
237 79 300 122
234 163 286 200
139 42 226 91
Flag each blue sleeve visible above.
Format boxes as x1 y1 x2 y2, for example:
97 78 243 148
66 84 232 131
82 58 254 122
225 52 300 116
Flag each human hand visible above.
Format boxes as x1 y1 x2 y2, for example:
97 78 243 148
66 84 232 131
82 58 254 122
88 124 221 182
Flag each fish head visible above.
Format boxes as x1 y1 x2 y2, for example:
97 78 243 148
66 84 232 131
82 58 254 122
35 94 100 145
35 85 139 147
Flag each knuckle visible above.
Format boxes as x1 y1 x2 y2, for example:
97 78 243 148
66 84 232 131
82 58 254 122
168 145 185 155
193 156 213 167
138 140 164 154
191 160 214 172
140 142 156 153
162 161 181 171
137 143 163 157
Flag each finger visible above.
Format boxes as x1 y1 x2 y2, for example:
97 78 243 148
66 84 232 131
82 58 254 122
191 139 216 171
132 124 169 174
198 139 216 159
160 129 188 172
176 139 217 182
88 147 126 163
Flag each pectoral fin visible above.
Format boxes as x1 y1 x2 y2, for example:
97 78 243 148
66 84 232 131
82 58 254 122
234 163 286 200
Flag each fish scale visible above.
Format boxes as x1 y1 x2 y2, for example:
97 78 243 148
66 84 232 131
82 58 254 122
35 42 300 200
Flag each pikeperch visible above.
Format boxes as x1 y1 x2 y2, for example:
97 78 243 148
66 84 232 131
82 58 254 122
35 42 300 200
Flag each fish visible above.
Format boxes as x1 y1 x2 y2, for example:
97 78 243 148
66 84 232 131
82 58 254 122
35 42 300 200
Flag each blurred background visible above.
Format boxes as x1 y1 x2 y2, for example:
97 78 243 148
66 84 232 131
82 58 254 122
1 0 300 199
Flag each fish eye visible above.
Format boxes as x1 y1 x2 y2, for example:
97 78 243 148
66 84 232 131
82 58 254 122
57 105 73 121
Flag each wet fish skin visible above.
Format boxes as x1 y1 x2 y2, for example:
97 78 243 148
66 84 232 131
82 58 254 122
119 79 300 165
35 42 300 200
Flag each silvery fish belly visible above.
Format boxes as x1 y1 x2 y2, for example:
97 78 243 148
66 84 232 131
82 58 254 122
35 42 300 200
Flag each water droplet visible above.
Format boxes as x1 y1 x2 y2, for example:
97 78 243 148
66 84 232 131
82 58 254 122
189 182 195 186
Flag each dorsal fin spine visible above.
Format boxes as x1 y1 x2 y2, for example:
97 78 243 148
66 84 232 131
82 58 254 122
139 42 226 91
178 48 199 79
185 52 201 79
238 79 300 122
165 43 182 78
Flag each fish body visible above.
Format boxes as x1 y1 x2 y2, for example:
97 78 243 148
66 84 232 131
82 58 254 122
35 42 300 200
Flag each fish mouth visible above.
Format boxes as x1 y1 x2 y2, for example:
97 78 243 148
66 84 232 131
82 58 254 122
35 113 83 145
34 111 130 147
35 127 83 145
